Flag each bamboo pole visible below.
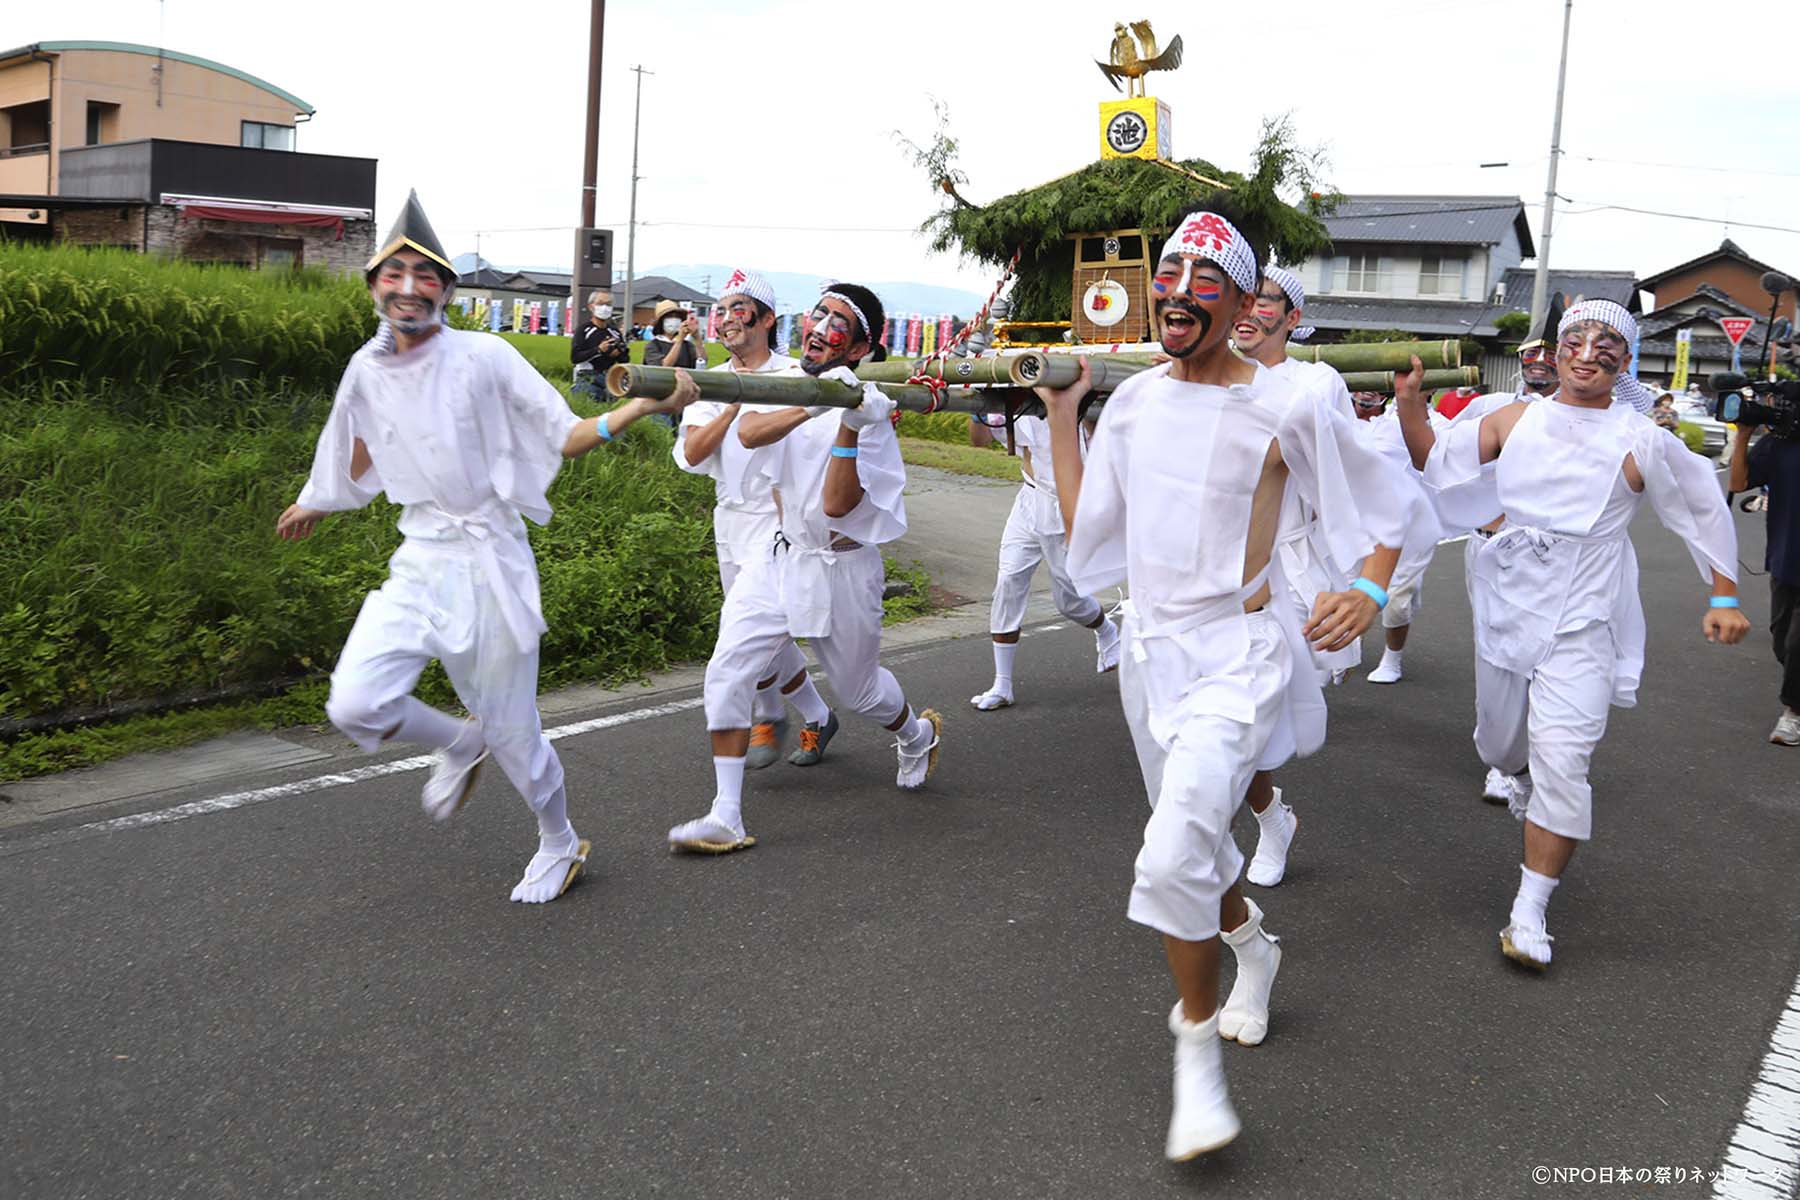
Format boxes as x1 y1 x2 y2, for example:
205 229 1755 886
605 363 989 411
1005 352 1150 390
1339 366 1480 393
852 356 1021 386
1281 339 1461 371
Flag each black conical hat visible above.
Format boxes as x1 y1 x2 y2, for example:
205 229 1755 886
366 190 454 278
1517 290 1565 353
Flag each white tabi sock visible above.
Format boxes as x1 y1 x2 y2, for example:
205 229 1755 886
711 755 747 833
1367 647 1404 684
900 709 935 752
391 698 468 751
990 641 1017 694
1510 864 1559 932
536 784 573 844
783 673 830 726
1218 898 1282 1045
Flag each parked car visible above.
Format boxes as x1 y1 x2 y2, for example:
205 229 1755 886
1673 398 1729 455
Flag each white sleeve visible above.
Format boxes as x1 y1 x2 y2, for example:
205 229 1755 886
1278 373 1410 572
1066 395 1131 595
1420 404 1508 532
673 400 728 481
496 340 584 466
829 416 908 545
1640 423 1738 584
295 364 383 511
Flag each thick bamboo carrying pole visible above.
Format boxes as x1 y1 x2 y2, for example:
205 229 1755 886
1340 366 1481 393
1281 339 1461 372
605 363 992 412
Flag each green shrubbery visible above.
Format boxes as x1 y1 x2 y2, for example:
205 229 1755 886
0 247 935 778
0 389 719 725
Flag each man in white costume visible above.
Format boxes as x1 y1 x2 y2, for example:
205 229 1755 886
1220 263 1365 888
276 192 684 903
1437 298 1657 807
673 268 833 770
1397 299 1748 970
1348 388 1450 685
667 283 943 854
967 411 1121 711
1041 209 1407 1159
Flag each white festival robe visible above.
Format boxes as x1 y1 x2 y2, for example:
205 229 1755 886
1426 397 1738 709
1357 407 1450 626
296 329 583 808
989 415 1102 632
1068 363 1409 940
673 353 797 594
1261 357 1365 682
701 384 911 729
1426 398 1736 838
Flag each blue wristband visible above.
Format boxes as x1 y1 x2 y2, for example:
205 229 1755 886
595 415 613 443
830 446 859 458
1350 577 1389 610
1709 596 1740 609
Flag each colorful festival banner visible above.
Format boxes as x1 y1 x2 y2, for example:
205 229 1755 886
776 313 792 353
511 299 526 332
488 300 502 332
907 313 923 355
921 318 937 356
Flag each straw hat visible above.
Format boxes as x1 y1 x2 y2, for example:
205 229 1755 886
652 299 690 324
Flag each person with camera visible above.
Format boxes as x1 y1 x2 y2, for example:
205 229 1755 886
1727 413 1800 745
570 288 630 400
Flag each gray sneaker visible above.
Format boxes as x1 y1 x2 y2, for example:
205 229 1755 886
746 717 789 769
787 711 839 766
1772 711 1800 747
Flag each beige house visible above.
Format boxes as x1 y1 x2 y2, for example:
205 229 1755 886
0 40 374 270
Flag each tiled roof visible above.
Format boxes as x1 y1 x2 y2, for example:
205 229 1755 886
1639 238 1793 290
612 275 715 305
1497 268 1640 313
1303 296 1503 338
1322 195 1534 254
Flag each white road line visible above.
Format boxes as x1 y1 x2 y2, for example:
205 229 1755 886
1714 972 1800 1199
0 616 1080 859
0 696 705 858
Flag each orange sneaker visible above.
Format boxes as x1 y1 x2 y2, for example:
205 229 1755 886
787 711 839 766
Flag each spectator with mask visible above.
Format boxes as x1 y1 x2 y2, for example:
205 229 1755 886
649 300 703 371
1652 390 1681 433
570 288 630 400
1728 420 1800 745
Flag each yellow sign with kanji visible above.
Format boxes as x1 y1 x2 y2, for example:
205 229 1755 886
1099 97 1170 161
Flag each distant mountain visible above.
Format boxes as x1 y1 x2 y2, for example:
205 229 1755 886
642 263 983 319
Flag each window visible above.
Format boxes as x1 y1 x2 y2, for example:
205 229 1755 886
1332 251 1390 295
1418 254 1465 297
4 100 50 150
85 101 119 146
240 121 295 151
259 238 302 270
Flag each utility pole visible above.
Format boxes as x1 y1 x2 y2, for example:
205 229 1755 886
621 64 650 336
572 0 605 325
1528 0 1574 335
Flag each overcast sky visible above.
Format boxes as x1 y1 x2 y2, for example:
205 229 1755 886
15 0 1800 301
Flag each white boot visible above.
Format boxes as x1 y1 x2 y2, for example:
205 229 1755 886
1218 898 1282 1046
1166 1002 1241 1161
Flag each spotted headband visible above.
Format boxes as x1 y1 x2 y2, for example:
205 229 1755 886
818 285 870 338
1158 212 1259 296
1558 299 1638 346
1264 264 1305 314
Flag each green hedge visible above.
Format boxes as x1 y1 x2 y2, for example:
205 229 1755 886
0 390 719 722
0 244 375 397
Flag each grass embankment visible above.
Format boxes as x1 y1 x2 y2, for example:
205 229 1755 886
0 247 932 781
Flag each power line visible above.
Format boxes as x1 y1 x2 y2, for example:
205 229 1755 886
1553 198 1800 236
1566 151 1800 180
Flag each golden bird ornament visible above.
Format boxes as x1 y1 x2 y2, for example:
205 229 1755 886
1096 19 1183 98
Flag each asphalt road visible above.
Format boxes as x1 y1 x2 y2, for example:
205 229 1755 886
3 505 1797 1200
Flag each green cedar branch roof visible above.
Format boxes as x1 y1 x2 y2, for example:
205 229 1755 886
928 154 1338 325
0 41 313 115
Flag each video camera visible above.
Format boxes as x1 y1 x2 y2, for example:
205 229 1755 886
1710 372 1800 439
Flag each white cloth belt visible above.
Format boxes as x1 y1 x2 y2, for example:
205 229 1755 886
777 538 841 638
1475 522 1628 677
1119 563 1277 749
407 503 546 655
